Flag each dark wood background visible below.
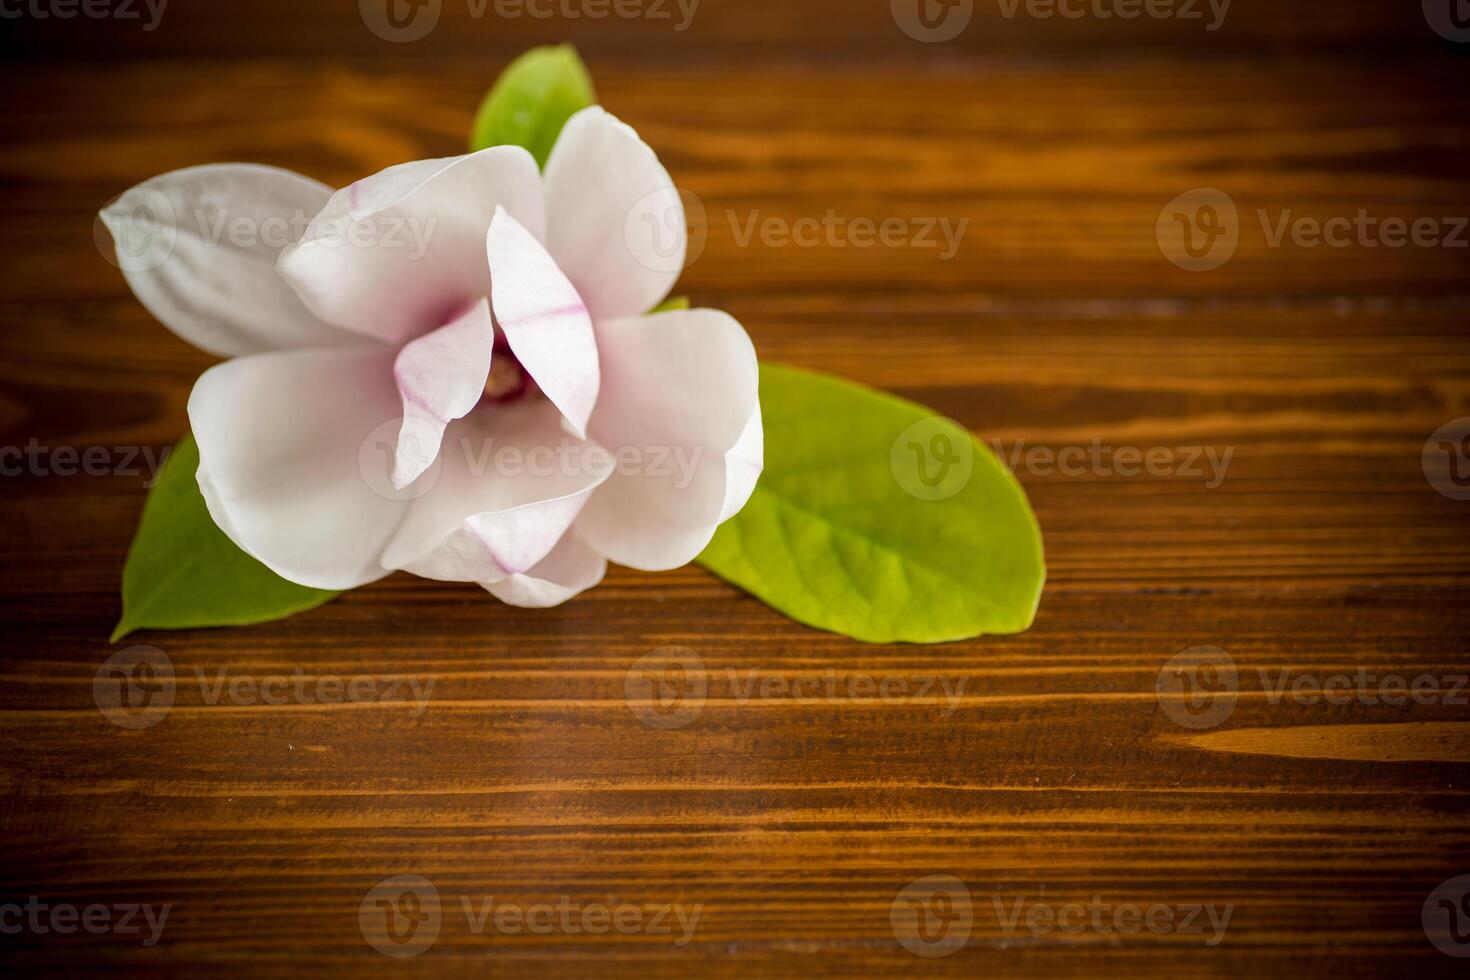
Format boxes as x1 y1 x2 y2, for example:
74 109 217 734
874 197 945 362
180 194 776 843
2 1 1468 976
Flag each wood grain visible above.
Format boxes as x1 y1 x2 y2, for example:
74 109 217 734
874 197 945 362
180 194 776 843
2 0 1454 61
2 2 1469 976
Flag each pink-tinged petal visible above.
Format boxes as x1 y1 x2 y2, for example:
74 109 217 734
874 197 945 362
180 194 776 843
187 347 408 590
487 207 599 439
381 400 613 584
576 308 762 570
391 298 495 489
277 147 544 347
484 532 607 608
98 164 367 357
542 107 682 321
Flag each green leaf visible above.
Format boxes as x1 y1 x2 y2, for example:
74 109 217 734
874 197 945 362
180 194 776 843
697 364 1045 644
470 44 596 167
112 434 341 641
649 295 690 313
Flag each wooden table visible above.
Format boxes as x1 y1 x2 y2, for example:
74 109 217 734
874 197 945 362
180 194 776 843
2 2 1467 976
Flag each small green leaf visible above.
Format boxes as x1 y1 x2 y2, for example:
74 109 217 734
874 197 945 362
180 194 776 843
112 434 340 641
698 364 1045 644
649 295 690 313
470 44 596 167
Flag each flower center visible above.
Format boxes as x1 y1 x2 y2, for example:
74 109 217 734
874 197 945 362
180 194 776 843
482 336 535 403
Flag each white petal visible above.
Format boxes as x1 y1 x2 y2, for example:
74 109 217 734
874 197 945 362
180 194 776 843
187 347 409 589
382 400 613 584
99 164 365 357
484 532 607 608
277 147 544 347
542 107 682 321
391 298 495 488
576 309 762 570
487 207 599 439
720 402 764 522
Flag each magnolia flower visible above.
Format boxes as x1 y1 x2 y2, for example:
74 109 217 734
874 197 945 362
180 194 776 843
101 107 762 607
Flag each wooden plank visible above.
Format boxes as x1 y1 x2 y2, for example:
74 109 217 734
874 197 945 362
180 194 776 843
1 41 1468 980
2 0 1455 61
